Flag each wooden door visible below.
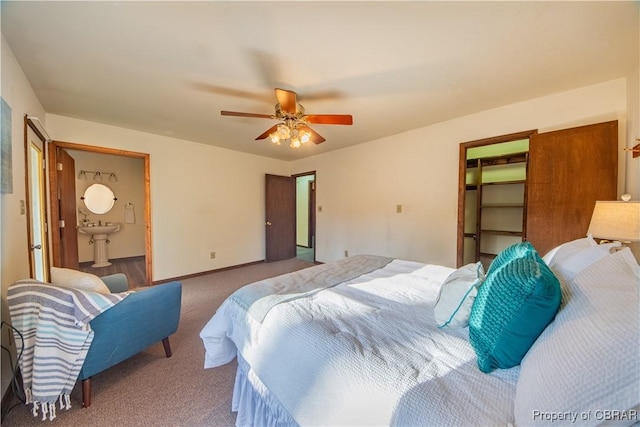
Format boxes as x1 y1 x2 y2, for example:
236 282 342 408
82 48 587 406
526 121 617 255
265 174 296 262
56 148 80 269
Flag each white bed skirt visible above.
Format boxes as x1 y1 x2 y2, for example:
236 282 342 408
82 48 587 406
233 354 298 427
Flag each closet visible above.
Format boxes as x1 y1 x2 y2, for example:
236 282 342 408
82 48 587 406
466 149 528 268
457 120 617 268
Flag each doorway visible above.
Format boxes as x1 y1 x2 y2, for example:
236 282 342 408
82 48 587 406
25 117 50 281
264 171 316 263
294 172 316 263
457 132 533 269
48 141 152 286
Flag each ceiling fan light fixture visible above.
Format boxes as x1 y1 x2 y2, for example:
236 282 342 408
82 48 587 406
268 123 311 148
290 137 301 148
269 133 281 144
222 88 352 149
299 130 311 144
276 123 291 140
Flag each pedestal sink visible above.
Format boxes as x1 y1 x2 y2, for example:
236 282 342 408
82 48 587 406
78 223 121 267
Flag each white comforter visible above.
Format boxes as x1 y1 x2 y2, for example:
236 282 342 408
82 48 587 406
201 256 519 426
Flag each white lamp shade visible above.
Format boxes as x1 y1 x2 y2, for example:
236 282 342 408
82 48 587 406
587 201 640 242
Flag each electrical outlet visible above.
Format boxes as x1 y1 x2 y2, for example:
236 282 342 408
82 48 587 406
210 251 216 259
344 250 349 257
396 204 403 213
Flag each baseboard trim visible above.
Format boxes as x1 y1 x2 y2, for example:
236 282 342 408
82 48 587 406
152 260 266 285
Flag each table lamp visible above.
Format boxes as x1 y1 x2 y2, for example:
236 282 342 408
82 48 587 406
587 196 640 251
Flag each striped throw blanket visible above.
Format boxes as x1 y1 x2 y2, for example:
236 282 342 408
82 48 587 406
8 280 129 421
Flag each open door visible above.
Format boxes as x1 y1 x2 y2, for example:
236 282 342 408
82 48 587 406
265 174 296 262
527 121 617 255
51 147 79 269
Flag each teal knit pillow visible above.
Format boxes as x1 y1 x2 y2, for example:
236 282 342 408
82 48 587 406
485 240 535 276
469 242 561 373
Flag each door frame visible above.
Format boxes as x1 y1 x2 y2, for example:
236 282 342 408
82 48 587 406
48 140 153 285
293 171 316 261
456 130 537 267
24 116 50 281
308 179 316 248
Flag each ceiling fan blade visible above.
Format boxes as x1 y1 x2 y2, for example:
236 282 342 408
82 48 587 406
304 114 353 125
255 124 279 140
221 111 273 119
189 82 272 102
298 124 326 145
275 88 297 114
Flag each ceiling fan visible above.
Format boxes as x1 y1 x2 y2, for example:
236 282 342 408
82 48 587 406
221 88 353 148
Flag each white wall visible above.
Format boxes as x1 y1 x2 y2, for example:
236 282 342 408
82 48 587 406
0 37 47 285
47 115 291 280
0 35 48 400
292 78 636 266
625 27 640 199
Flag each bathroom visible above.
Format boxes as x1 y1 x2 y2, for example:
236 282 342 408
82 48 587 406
68 149 146 285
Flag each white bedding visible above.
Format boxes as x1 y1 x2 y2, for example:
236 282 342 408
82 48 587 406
201 256 520 426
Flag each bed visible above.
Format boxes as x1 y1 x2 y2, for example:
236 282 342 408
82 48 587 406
200 239 639 426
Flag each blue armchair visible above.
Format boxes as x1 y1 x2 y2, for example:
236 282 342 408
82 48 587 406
78 274 182 408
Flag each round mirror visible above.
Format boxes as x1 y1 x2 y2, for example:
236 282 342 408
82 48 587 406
82 183 116 214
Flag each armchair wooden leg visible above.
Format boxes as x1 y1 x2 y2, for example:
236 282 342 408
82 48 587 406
162 337 172 358
82 378 92 408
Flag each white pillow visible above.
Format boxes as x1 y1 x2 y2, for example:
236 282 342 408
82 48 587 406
542 235 596 267
434 261 485 329
514 248 640 426
551 241 621 283
50 267 111 294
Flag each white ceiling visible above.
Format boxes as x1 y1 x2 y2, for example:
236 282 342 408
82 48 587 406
2 1 638 161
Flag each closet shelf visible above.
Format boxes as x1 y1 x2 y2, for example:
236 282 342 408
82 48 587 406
479 179 526 186
480 203 524 208
479 229 524 236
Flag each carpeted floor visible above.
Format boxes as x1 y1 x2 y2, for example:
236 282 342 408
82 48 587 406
296 246 315 263
2 257 315 426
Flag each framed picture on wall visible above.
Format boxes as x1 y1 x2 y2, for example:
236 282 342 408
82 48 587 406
1 97 12 194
